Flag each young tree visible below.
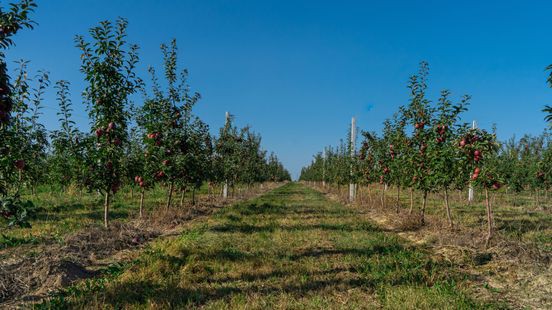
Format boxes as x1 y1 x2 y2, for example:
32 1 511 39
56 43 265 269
137 39 201 209
0 0 39 227
403 62 435 224
458 127 501 248
214 115 241 197
76 18 142 228
49 80 87 191
429 91 469 228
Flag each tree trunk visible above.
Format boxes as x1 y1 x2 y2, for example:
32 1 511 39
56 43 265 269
420 191 427 225
380 184 385 208
139 190 144 218
180 190 185 208
104 191 110 228
166 182 174 209
409 188 414 214
396 185 401 213
367 185 372 205
535 189 541 210
444 188 453 228
484 188 494 249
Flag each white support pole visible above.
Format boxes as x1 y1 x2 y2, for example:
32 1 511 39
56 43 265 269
349 117 357 202
468 120 477 203
223 112 229 199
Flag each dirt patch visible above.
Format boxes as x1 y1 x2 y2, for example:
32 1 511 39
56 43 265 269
0 221 157 305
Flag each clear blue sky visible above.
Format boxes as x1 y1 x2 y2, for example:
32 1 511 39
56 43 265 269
7 0 552 179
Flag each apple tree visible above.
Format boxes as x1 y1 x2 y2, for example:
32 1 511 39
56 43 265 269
75 18 142 228
0 0 39 227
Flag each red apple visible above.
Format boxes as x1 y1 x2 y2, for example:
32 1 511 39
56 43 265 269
107 122 115 131
113 138 121 146
474 150 481 157
14 159 25 170
95 128 104 138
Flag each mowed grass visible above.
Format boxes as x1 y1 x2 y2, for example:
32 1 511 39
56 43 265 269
390 188 552 253
0 184 208 251
38 183 501 309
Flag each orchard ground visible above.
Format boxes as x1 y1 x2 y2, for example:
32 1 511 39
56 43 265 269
1 182 550 308
0 182 280 306
34 183 511 309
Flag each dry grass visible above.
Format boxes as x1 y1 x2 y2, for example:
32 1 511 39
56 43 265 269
310 182 552 309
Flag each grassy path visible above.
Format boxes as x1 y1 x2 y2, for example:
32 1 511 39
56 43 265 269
42 183 498 309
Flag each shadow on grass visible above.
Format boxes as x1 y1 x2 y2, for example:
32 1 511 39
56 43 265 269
495 216 552 234
209 222 382 234
51 203 86 213
73 209 130 221
284 243 403 260
230 202 289 216
98 259 452 309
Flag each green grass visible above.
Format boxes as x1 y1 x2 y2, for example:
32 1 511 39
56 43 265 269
0 184 210 252
37 183 504 309
408 189 551 252
343 184 551 253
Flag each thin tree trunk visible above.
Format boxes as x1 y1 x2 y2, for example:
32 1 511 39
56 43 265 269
484 188 494 249
536 189 540 210
130 187 134 200
104 191 110 228
367 185 372 205
409 188 414 214
396 185 401 213
139 190 144 218
444 188 453 228
166 182 174 209
180 190 185 208
380 184 385 208
420 191 427 225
